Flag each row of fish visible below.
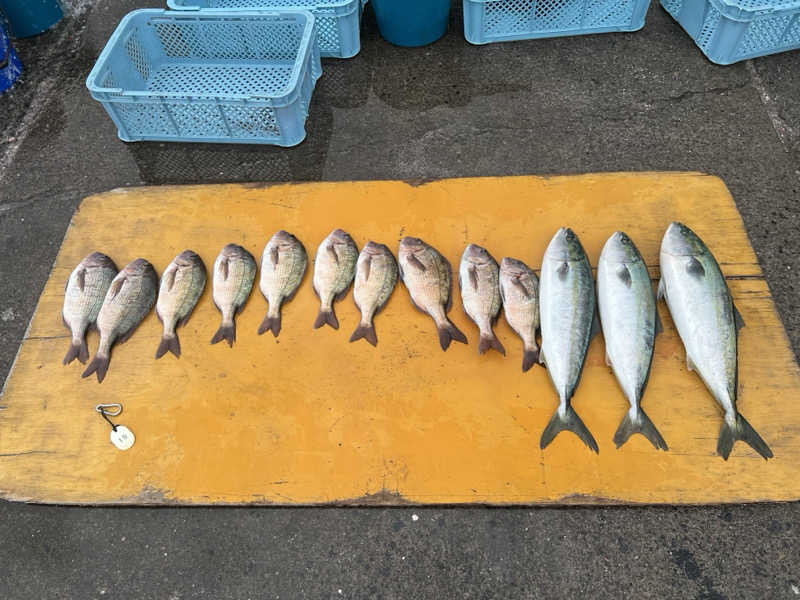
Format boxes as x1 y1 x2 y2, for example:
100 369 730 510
61 223 772 460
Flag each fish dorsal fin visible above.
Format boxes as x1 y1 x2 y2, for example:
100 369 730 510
109 277 126 300
362 255 372 282
512 277 531 299
686 256 705 278
557 261 569 280
686 354 696 372
733 302 745 331
468 265 479 291
164 267 178 292
218 258 229 281
590 310 601 341
615 264 631 288
326 244 339 265
407 254 426 273
654 308 664 336
270 246 280 267
657 278 666 301
77 268 86 292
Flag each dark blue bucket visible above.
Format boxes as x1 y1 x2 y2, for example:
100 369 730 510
371 0 450 47
0 0 63 38
0 21 22 93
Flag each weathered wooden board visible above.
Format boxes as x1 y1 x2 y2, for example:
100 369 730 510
1 173 798 505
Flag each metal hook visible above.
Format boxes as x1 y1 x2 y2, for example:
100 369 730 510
95 403 122 417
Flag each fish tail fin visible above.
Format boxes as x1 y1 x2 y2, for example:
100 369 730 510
81 353 110 383
63 337 89 365
613 407 668 451
521 347 540 372
540 405 599 454
349 321 377 347
258 313 282 337
478 331 506 356
436 319 468 352
155 333 181 359
210 320 236 347
313 307 339 330
717 413 773 460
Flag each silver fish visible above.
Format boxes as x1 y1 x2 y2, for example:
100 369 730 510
350 241 398 347
312 229 358 330
598 232 667 451
258 231 307 337
499 257 540 372
659 222 772 460
81 258 158 383
459 244 505 355
155 250 206 359
398 237 467 351
62 251 117 365
211 244 256 347
539 228 599 453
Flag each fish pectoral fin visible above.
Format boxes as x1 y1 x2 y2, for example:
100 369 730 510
512 277 531 300
615 264 632 287
556 261 569 280
77 268 87 292
326 244 339 265
109 277 127 300
164 266 178 292
657 278 666 301
685 256 705 278
219 258 229 281
654 309 664 336
270 246 280 267
468 265 479 291
407 254 427 273
733 302 745 331
361 255 372 282
117 326 137 345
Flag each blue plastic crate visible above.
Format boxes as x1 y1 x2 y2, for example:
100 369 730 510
86 10 321 146
167 0 363 58
662 0 800 64
463 0 651 44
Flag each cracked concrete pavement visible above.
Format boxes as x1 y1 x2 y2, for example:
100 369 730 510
1 1 799 598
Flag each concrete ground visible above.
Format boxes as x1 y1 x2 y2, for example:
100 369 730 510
1 1 799 597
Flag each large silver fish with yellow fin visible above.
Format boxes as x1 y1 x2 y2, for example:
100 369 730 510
659 222 772 460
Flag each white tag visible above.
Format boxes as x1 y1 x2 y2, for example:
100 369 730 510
110 426 135 450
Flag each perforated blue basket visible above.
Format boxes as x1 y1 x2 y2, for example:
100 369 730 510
86 10 321 146
463 0 651 44
662 0 800 64
167 0 364 58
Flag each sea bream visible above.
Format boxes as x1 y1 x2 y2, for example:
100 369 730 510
350 241 398 347
659 222 772 460
459 244 505 355
312 229 358 330
597 232 667 451
499 257 540 372
81 258 158 383
538 228 599 453
211 244 256 347
62 251 117 365
258 231 307 337
398 237 467 351
155 250 206 359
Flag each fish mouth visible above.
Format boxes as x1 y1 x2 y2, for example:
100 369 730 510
601 231 641 264
544 227 584 262
661 222 704 257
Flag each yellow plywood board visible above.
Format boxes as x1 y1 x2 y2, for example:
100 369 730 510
1 173 799 506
